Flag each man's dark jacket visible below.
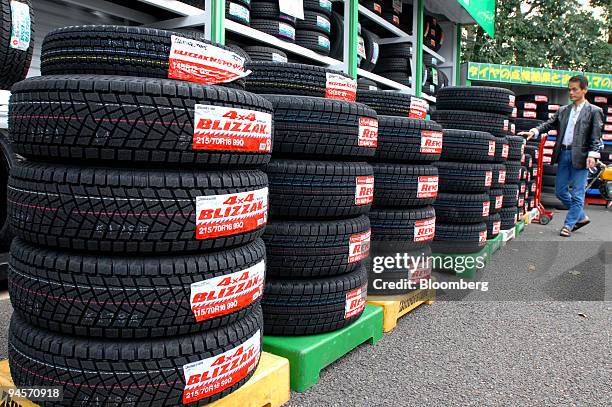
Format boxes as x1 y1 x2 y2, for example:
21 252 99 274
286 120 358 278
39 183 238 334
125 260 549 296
534 101 604 169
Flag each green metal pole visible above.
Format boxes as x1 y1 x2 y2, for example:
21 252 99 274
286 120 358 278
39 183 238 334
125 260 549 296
346 0 359 79
455 24 462 85
415 0 424 96
210 0 225 44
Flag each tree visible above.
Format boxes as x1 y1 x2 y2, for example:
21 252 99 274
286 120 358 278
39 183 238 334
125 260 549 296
462 0 612 74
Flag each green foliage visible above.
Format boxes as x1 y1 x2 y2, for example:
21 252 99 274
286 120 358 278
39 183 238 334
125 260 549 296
462 0 612 74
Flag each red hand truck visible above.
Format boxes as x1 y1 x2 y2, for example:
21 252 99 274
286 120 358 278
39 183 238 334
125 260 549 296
531 134 554 225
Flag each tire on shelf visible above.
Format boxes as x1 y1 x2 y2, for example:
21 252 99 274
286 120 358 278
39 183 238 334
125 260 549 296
265 159 373 218
8 305 264 406
250 19 296 43
379 42 412 59
439 129 497 163
431 222 487 254
8 161 268 253
514 118 543 132
435 86 515 115
432 110 510 138
263 215 371 278
304 0 333 16
374 57 411 74
375 116 443 163
226 1 251 25
357 90 414 117
360 28 379 72
250 2 296 25
295 30 331 56
9 75 274 166
357 77 378 91
433 192 490 224
296 10 331 35
434 161 493 193
0 0 34 90
8 238 265 338
372 163 438 207
262 265 367 335
243 45 288 62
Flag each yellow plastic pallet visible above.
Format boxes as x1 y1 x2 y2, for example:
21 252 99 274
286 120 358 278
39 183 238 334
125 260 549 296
0 352 290 407
367 288 435 332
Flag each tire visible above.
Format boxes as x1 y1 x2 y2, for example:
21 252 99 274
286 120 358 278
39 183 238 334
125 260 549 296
432 110 510 138
504 161 522 184
262 266 367 335
375 116 443 163
517 94 548 103
366 246 432 296
8 238 265 338
0 131 16 250
501 184 519 207
263 215 370 278
431 222 487 254
263 95 377 158
372 163 438 207
9 305 263 407
543 174 556 187
296 10 331 35
541 191 567 210
434 162 493 193
250 19 296 42
226 1 251 25
265 160 373 218
489 188 504 214
439 129 496 163
250 2 296 24
486 212 502 239
499 206 518 229
41 26 249 88
494 136 509 162
543 164 557 176
329 11 344 60
360 28 379 72
295 30 331 55
9 75 274 167
385 73 412 87
515 118 543 132
358 78 378 91
243 45 288 62
433 193 490 224
524 144 539 162
0 0 33 90
8 162 268 253
507 136 525 161
245 62 354 99
379 42 412 59
436 86 515 115
374 57 411 74
304 0 333 15
369 206 436 248
491 163 507 188
357 90 414 117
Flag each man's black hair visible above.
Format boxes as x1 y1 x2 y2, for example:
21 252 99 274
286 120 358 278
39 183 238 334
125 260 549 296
569 75 588 89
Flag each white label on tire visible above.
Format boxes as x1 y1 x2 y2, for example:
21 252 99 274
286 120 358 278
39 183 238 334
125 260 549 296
317 15 331 33
520 183 526 193
357 36 367 58
278 22 296 40
414 217 435 242
493 221 501 235
531 183 536 192
182 330 261 404
544 139 556 147
518 197 524 207
348 230 371 263
508 95 515 107
420 131 443 154
318 35 331 50
196 188 268 240
193 105 272 152
326 73 357 102
229 3 250 23
272 53 288 63
409 97 429 119
606 117 612 123
511 108 517 118
516 189 520 201
499 169 506 184
482 201 490 217
543 148 553 155
603 133 612 141
594 96 607 104
523 111 537 118
604 124 612 132
524 102 537 110
503 119 509 131
371 42 379 64
607 106 612 114
392 0 403 13
279 0 304 19
543 156 551 164
488 140 496 156
495 195 503 209
417 175 438 199
190 260 265 322
9 1 31 51
345 284 367 319
502 144 509 158
485 171 492 187
521 143 525 156
319 0 332 12
355 176 374 205
511 123 516 134
535 95 547 102
168 35 248 85
479 230 487 244
358 117 378 148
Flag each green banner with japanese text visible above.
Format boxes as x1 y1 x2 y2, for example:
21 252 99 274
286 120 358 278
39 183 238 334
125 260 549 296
457 0 496 38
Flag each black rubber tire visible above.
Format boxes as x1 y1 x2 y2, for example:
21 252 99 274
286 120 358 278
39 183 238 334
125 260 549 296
8 305 263 407
226 1 251 25
265 159 373 218
375 116 443 163
250 19 296 42
358 77 378 91
494 136 509 162
381 10 400 26
504 161 522 184
360 28 379 72
384 73 412 87
304 0 333 15
439 129 497 163
507 136 525 161
489 188 504 214
501 184 520 208
250 2 296 24
486 212 501 239
436 86 515 115
379 42 412 59
8 237 265 338
366 246 432 296
541 191 567 210
296 10 331 35
372 163 438 207
542 174 556 187
9 75 273 167
262 265 367 335
434 162 493 193
491 163 507 188
524 144 539 162
517 94 548 103
357 90 414 117
243 45 288 62
515 118 543 132
374 57 411 74
369 206 436 248
0 131 16 250
8 162 268 253
41 25 249 88
431 222 487 254
543 164 557 176
433 193 490 224
263 94 377 158
432 110 510 138
329 11 344 60
245 62 354 99
295 30 331 55
499 206 518 229
0 0 34 90
263 215 370 278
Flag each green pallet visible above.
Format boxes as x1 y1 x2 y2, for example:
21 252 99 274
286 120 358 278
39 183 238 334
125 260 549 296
515 219 526 235
262 304 383 392
431 246 489 279
486 234 504 256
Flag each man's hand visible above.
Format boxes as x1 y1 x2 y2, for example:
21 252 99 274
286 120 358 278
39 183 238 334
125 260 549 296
518 131 535 140
586 157 596 169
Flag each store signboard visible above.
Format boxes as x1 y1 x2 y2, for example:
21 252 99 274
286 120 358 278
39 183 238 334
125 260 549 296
457 0 496 37
467 62 612 93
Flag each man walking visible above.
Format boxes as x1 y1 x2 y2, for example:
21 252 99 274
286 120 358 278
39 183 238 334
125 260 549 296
519 75 604 237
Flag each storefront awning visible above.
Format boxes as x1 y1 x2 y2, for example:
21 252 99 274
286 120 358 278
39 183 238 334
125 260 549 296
423 0 496 37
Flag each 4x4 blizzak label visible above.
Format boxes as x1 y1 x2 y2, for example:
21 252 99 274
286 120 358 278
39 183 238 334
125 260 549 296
534 95 548 102
417 175 439 199
345 284 367 319
318 35 331 50
594 96 607 104
196 188 268 240
498 169 506 184
485 171 493 187
488 140 496 156
479 230 487 245
229 2 250 23
357 36 367 59
409 97 429 119
522 111 537 119
414 217 435 242
272 53 288 63
317 15 331 33
182 330 261 404
348 230 371 263
168 36 249 84
495 195 503 209
501 144 509 158
492 220 501 235
523 102 537 110
326 73 357 102
10 1 31 51
358 117 378 148
355 176 374 205
420 131 443 154
508 95 516 107
278 22 296 40
193 105 272 152
482 201 490 217
190 260 265 322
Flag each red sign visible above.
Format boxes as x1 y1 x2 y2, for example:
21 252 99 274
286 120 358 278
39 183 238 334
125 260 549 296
345 285 367 319
355 176 374 205
348 230 371 263
358 117 378 148
326 73 357 102
417 176 439 199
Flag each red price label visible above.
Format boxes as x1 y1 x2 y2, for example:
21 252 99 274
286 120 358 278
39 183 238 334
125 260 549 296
417 175 439 198
355 176 374 205
345 285 367 319
348 230 371 263
420 131 443 154
414 217 436 242
495 195 504 209
326 72 357 102
358 117 378 148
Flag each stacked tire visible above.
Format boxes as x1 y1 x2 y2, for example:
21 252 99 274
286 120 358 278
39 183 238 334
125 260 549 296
516 94 549 121
432 86 517 249
374 42 413 87
251 0 297 43
423 15 444 52
7 25 269 406
295 0 333 55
